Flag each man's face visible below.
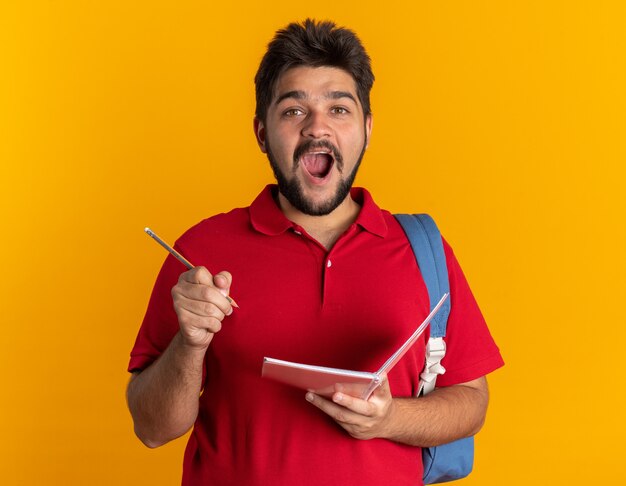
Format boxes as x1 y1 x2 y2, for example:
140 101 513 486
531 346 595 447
254 66 372 216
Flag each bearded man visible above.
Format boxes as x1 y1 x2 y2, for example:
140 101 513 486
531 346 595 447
127 19 503 486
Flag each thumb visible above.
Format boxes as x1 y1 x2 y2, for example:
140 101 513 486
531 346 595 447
213 271 232 296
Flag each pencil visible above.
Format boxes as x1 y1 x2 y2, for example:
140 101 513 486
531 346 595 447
144 227 239 308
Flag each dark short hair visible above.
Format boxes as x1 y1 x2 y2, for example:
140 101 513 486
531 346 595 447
254 19 374 122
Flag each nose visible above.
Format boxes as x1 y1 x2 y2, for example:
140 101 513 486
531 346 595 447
301 110 331 139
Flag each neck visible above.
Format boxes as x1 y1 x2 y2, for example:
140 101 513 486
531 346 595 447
277 192 361 250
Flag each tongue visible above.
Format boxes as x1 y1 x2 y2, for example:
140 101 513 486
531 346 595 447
302 154 332 178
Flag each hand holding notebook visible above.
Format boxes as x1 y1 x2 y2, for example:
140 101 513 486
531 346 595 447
262 293 449 400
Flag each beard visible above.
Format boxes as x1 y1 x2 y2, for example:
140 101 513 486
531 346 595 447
266 137 367 216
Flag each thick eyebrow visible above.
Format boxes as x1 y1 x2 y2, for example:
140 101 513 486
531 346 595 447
273 90 358 106
328 91 358 104
274 90 306 106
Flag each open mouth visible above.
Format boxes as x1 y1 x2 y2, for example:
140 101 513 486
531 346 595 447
301 151 334 179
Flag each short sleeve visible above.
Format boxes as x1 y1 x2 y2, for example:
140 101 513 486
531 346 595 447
435 239 504 387
128 252 186 372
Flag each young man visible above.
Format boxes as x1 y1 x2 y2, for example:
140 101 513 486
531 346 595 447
127 19 503 485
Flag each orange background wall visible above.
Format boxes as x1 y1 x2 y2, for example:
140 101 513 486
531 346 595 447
1 1 624 484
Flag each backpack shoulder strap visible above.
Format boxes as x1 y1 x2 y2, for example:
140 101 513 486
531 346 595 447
394 213 451 395
395 214 475 484
394 214 451 335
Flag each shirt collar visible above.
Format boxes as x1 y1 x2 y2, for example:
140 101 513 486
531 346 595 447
249 185 293 235
249 184 388 238
350 186 388 237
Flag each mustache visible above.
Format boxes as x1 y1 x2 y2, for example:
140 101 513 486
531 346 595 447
293 140 343 171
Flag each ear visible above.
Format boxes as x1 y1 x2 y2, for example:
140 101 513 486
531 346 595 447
364 114 373 149
253 117 267 153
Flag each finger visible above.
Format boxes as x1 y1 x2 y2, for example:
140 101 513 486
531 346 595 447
177 306 224 334
173 283 233 317
182 268 234 312
174 293 227 321
369 374 392 399
212 271 232 292
172 277 232 315
331 388 376 417
305 392 361 426
213 271 236 312
174 292 227 338
181 266 214 285
332 381 371 399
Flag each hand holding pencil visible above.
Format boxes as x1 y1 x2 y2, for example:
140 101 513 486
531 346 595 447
145 227 238 349
145 227 239 308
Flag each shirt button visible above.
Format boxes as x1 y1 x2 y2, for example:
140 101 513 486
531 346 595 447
327 260 332 268
293 230 302 235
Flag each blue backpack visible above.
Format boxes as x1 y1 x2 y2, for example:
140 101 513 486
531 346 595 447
394 214 474 484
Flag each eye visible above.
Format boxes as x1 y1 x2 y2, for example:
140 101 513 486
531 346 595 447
331 106 349 115
283 108 305 117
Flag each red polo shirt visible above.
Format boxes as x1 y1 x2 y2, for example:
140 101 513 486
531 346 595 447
129 185 503 486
